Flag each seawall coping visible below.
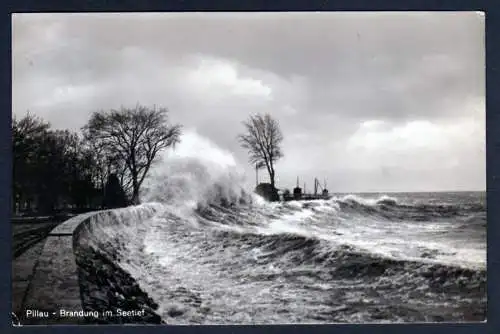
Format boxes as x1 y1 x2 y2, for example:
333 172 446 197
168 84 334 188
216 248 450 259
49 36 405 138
18 206 159 325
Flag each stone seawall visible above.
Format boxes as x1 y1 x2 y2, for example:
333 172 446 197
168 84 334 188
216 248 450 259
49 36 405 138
19 205 164 325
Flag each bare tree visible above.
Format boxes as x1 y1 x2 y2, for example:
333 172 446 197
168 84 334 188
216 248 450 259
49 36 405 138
238 113 284 190
82 104 182 204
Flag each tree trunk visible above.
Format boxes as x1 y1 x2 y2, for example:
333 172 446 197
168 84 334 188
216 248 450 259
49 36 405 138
269 164 276 190
132 188 140 204
131 175 140 205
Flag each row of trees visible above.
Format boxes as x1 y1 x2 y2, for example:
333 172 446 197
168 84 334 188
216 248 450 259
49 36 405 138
12 102 284 215
12 105 182 215
13 114 95 214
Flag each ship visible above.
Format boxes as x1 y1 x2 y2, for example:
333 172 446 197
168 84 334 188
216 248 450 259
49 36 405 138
282 177 331 201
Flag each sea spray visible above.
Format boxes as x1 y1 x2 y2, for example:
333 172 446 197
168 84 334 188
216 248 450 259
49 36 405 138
78 132 486 324
141 156 253 208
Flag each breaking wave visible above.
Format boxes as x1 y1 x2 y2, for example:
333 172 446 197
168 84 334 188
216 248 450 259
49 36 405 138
83 132 486 323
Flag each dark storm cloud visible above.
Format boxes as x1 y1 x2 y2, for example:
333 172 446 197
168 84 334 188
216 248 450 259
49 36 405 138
12 12 485 192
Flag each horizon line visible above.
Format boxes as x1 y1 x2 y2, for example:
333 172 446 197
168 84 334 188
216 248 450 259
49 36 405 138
269 187 486 194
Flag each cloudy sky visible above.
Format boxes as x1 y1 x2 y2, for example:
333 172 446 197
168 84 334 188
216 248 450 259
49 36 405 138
12 12 485 193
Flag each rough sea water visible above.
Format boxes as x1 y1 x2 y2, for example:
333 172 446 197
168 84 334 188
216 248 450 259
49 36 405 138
85 148 486 324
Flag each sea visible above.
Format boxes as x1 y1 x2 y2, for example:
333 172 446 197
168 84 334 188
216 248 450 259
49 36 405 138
88 157 487 324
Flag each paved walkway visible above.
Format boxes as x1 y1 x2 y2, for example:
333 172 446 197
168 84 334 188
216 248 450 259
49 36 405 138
11 213 97 325
11 239 47 316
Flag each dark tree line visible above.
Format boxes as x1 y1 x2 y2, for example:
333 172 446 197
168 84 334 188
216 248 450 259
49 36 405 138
12 105 181 216
13 113 99 214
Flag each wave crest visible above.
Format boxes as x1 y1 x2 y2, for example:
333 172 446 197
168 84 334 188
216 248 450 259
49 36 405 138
142 157 252 208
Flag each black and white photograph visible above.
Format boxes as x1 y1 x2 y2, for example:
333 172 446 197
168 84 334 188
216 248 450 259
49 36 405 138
11 12 485 325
